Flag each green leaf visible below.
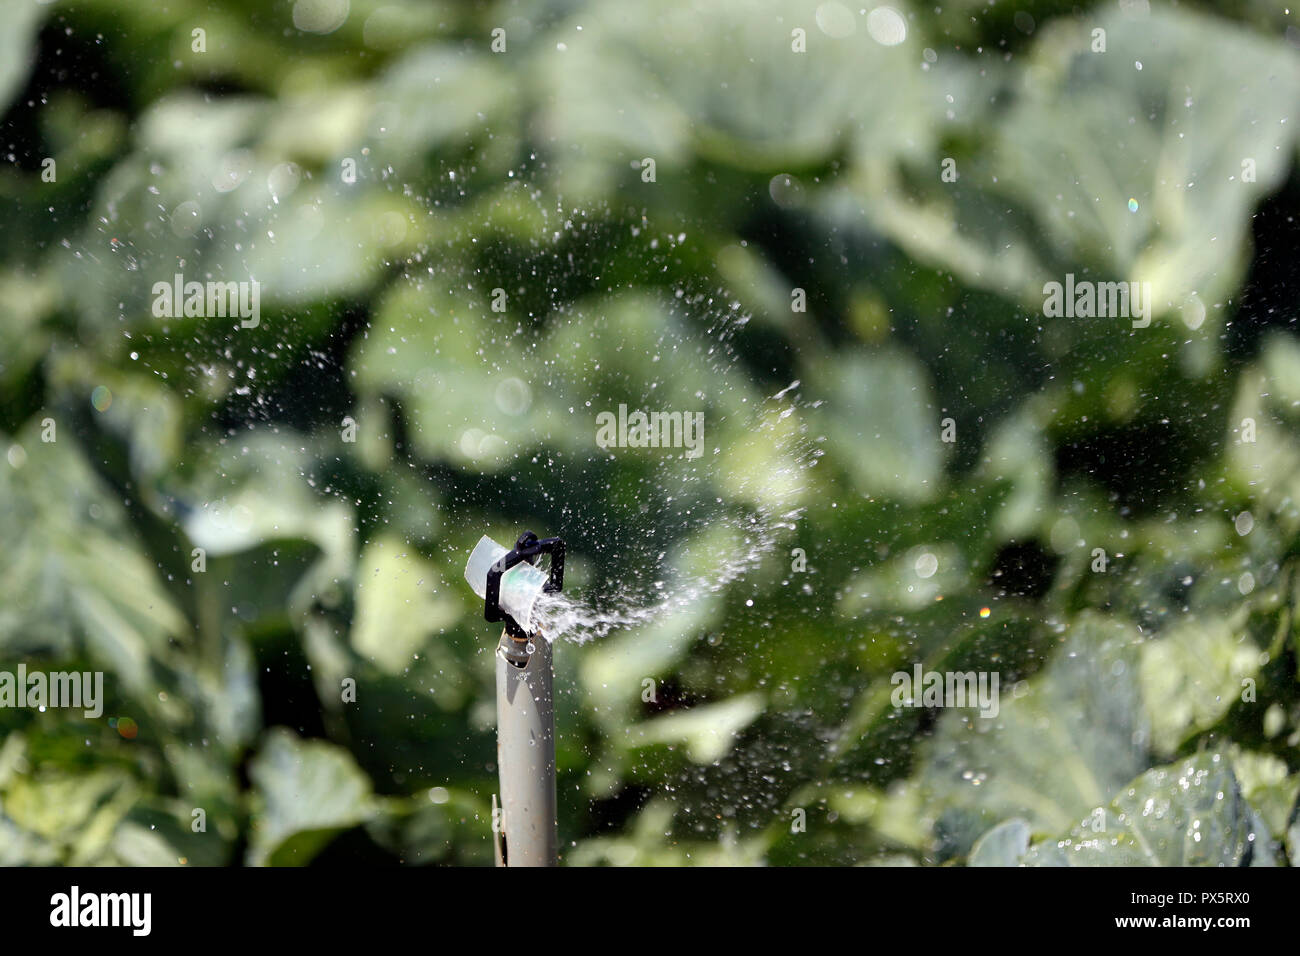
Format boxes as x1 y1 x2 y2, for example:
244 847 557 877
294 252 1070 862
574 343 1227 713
1228 335 1300 532
1020 753 1270 866
0 0 46 115
1 768 138 865
969 818 1032 867
352 533 459 672
1232 750 1299 840
917 613 1148 856
808 348 943 503
373 47 515 158
174 430 354 605
0 422 187 693
1139 612 1260 754
851 7 1300 316
537 0 934 200
623 693 764 764
246 729 374 866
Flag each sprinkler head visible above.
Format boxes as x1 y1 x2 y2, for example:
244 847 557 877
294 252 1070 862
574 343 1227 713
483 530 564 640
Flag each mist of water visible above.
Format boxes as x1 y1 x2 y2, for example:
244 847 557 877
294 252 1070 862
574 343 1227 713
530 384 816 645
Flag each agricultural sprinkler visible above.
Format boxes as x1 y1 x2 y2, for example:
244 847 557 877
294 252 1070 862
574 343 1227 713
464 530 564 867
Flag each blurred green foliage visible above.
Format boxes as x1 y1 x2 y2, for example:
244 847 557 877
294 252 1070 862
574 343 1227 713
1 0 1299 865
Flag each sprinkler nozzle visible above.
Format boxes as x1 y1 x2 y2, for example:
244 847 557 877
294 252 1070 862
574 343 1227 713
466 530 564 640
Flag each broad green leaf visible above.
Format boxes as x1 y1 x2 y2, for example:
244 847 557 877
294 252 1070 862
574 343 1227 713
622 693 763 764
1228 335 1300 535
837 542 966 614
916 613 1148 856
0 769 138 865
569 799 767 866
0 421 187 693
1020 753 1270 867
808 348 943 503
175 430 353 590
352 533 459 672
537 0 934 200
107 821 185 866
1232 750 1299 840
1140 613 1260 754
246 729 374 866
0 0 46 115
371 47 515 158
353 287 758 471
977 407 1053 541
969 818 1032 867
848 7 1300 315
0 817 59 865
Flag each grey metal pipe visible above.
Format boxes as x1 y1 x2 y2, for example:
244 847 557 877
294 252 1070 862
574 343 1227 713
494 629 557 866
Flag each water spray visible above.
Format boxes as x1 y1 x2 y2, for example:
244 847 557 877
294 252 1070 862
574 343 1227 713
464 530 565 867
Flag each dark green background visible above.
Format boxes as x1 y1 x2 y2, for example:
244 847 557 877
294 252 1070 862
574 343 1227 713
1 0 1298 865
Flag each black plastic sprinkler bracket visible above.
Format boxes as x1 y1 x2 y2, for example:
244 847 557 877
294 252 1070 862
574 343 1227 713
484 530 565 640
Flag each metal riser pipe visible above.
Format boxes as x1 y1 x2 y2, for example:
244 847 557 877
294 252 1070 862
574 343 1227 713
494 630 557 866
